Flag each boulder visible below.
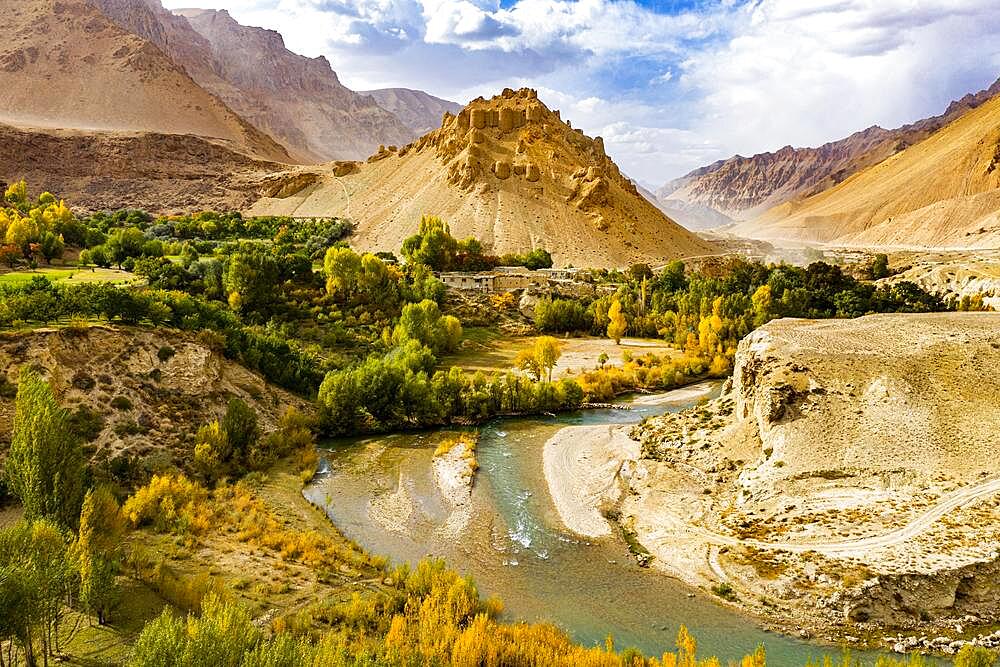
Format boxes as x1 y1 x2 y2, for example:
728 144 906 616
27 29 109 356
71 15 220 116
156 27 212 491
519 292 540 318
526 163 541 182
493 160 510 180
332 161 356 177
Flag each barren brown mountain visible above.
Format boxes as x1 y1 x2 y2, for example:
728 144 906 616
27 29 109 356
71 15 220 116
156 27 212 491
86 0 419 161
736 92 1000 248
0 0 289 162
174 7 417 162
658 76 1000 220
362 88 464 135
249 88 716 268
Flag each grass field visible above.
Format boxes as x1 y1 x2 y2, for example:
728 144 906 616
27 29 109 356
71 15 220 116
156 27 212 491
0 266 135 286
441 327 679 378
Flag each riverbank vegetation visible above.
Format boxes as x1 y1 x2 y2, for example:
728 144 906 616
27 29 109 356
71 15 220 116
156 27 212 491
1 185 984 665
3 371 989 667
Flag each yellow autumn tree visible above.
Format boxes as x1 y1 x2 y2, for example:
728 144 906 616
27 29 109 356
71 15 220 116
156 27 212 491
606 299 627 344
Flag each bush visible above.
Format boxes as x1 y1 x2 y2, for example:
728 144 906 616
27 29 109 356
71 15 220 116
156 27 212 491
110 395 133 411
68 405 105 442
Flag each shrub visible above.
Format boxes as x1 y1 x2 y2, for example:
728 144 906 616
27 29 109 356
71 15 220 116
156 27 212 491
110 395 133 411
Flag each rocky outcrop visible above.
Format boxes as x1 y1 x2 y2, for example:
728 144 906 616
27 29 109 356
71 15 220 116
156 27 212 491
250 87 716 268
629 313 1000 644
0 326 309 474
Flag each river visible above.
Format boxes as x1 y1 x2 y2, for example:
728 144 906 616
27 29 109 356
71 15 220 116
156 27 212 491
304 382 927 665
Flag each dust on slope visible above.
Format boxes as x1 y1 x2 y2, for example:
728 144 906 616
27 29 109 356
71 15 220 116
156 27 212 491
0 0 289 162
249 88 717 269
738 93 1000 248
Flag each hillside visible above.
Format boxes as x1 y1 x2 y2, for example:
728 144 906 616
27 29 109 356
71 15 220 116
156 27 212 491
737 92 1000 248
0 326 308 469
173 7 416 162
0 122 281 212
0 0 289 162
362 88 464 134
658 76 1000 221
248 88 716 268
625 313 1000 636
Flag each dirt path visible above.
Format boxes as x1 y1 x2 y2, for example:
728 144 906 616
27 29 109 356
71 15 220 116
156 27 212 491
710 474 1000 556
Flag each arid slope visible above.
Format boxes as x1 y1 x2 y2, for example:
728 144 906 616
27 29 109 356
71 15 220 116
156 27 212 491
0 0 288 161
0 122 280 212
659 76 1000 222
626 313 1000 635
738 94 1000 248
249 88 716 268
174 7 416 161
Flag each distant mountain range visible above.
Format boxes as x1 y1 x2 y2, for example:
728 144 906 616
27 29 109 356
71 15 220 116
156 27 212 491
2 0 461 165
657 76 1000 248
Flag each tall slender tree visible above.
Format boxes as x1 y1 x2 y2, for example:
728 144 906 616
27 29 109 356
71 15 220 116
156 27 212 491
5 369 85 529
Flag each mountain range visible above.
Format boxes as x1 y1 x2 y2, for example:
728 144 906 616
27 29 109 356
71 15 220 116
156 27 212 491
658 77 1000 222
2 0 999 256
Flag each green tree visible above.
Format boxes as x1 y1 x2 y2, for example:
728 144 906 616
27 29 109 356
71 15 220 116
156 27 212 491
76 487 126 624
392 299 462 353
222 251 280 315
606 299 627 344
38 232 64 264
105 227 146 268
401 215 458 270
221 398 259 464
5 370 85 529
868 253 890 279
323 246 362 300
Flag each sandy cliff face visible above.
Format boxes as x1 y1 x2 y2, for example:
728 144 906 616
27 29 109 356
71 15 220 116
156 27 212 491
658 77 1000 224
249 88 716 268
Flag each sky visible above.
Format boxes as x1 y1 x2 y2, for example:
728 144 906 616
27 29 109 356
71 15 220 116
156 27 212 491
161 0 1000 187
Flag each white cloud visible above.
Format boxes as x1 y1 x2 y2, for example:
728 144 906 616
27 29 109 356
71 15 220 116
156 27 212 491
680 0 1000 160
160 0 1000 185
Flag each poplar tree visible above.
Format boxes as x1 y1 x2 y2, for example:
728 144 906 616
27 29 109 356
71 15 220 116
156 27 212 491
5 369 85 529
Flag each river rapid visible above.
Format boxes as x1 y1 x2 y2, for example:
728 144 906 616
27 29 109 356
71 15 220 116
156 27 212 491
304 382 919 665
